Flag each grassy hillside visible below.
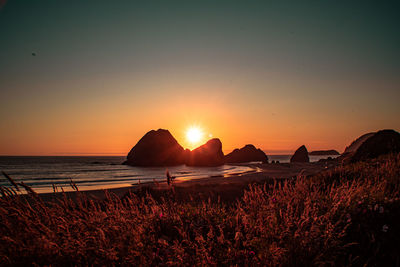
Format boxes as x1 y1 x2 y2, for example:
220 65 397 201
1 154 400 266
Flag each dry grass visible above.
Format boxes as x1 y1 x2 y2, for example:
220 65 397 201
1 154 400 266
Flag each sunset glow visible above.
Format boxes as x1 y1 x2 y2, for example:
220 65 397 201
186 126 204 148
0 1 399 156
1 2 400 265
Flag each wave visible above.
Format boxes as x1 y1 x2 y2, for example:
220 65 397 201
0 156 255 193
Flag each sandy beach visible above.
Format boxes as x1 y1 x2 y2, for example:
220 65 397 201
36 161 336 203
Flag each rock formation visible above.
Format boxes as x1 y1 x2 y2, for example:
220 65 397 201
290 145 310 163
309 150 340 156
351 129 400 162
125 129 186 166
224 144 268 163
343 132 375 154
186 138 224 167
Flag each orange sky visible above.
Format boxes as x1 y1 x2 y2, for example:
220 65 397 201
1 71 398 156
0 1 399 156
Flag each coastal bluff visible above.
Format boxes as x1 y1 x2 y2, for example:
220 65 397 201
337 129 400 163
343 132 375 154
351 129 400 162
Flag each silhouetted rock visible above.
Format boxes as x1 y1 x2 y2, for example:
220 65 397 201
337 132 376 163
290 145 310 163
351 129 400 162
186 138 224 166
125 129 186 166
344 132 375 154
225 144 268 163
309 150 340 156
318 156 334 163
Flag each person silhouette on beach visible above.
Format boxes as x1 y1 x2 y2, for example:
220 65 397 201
166 170 176 186
166 170 171 185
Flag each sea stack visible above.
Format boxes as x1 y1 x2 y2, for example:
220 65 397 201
225 144 268 163
309 150 340 156
290 145 310 163
125 129 186 166
186 138 224 167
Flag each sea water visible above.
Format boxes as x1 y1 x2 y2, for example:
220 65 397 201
0 155 338 193
0 156 253 193
268 154 339 163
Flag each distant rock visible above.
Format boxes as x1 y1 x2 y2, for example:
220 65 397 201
125 129 186 166
225 144 268 163
186 138 224 166
351 129 400 162
318 156 334 163
344 132 375 154
290 145 310 163
309 150 340 156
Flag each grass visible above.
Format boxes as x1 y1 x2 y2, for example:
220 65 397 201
1 154 400 266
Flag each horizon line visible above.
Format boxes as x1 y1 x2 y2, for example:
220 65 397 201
0 151 334 157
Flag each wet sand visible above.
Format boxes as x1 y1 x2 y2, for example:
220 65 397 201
36 161 336 203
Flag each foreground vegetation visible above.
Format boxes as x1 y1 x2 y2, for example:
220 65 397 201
1 154 400 266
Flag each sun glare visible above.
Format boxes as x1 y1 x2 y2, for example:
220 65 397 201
186 126 204 146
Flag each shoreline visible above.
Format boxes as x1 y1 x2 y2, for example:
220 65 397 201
34 161 336 202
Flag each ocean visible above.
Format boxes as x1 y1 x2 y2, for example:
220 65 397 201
0 156 254 193
0 155 338 193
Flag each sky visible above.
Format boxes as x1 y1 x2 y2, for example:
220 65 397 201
0 0 399 155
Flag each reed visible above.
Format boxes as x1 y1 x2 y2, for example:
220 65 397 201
1 171 20 191
0 153 399 266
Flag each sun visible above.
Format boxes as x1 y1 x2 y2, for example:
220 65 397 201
186 126 204 146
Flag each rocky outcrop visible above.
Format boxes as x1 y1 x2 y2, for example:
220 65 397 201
125 129 186 166
290 145 310 163
186 138 224 167
225 144 268 163
351 129 400 162
344 132 375 154
125 129 226 167
309 150 340 156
